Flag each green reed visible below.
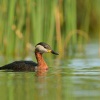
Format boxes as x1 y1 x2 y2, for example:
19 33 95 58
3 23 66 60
0 0 100 59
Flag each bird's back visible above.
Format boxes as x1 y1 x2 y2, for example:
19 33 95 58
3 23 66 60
0 61 38 71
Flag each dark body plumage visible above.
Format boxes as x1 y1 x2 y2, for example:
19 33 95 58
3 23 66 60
0 61 38 71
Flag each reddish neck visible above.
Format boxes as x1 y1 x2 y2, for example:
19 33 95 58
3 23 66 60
35 52 48 70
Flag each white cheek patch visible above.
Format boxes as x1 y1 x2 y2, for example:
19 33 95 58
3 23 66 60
35 45 48 53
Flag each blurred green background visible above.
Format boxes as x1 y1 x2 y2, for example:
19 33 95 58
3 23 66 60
0 0 100 59
1 1 100 100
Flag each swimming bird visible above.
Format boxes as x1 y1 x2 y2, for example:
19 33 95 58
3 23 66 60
0 42 59 71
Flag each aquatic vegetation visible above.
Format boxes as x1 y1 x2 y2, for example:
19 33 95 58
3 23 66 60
0 0 99 58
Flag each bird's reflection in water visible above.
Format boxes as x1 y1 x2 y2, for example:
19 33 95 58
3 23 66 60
2 69 48 77
34 69 48 100
35 69 47 76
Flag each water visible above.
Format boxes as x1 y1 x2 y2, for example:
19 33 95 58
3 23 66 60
0 43 100 100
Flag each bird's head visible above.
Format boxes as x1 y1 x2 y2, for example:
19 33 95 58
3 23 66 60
35 42 59 55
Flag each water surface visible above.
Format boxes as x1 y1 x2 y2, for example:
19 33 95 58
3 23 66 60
0 57 100 100
0 43 100 100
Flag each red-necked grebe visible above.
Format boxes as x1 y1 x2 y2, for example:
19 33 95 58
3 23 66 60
0 42 59 71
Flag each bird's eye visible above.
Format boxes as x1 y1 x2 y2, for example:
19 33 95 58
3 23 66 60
44 45 51 49
44 46 47 49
